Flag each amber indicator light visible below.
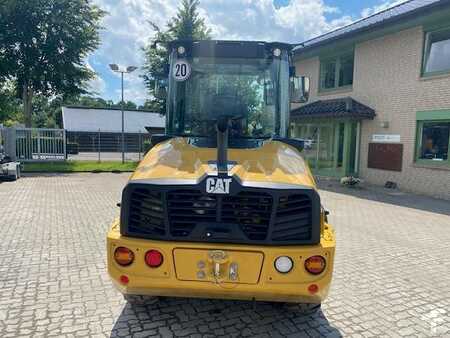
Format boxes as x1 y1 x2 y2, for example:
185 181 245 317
114 247 135 266
304 255 326 275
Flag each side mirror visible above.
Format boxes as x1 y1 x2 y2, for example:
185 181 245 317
290 76 310 103
289 66 296 77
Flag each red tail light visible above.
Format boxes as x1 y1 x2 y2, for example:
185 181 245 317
308 284 319 294
120 275 129 285
145 250 163 268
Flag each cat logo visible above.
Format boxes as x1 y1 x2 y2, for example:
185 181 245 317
206 177 232 194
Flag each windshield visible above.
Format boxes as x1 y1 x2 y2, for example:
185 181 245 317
167 52 290 139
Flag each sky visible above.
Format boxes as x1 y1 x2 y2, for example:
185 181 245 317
88 0 408 105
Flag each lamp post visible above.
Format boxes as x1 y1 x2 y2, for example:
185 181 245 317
109 64 138 163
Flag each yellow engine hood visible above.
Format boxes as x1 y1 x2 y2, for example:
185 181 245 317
131 138 316 188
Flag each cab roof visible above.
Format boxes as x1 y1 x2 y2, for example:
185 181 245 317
167 40 293 59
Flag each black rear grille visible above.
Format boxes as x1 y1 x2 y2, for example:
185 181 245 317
128 187 165 236
168 190 217 237
121 182 320 245
272 194 312 241
222 192 272 240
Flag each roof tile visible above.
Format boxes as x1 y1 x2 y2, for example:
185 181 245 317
291 97 376 120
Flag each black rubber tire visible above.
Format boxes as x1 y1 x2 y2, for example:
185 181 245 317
7 171 18 181
123 295 160 306
283 302 322 315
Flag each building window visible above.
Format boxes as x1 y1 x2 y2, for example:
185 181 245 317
320 52 354 91
322 60 336 89
423 27 450 75
416 112 450 165
418 122 449 161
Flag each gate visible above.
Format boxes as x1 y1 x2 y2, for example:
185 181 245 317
15 128 66 161
0 127 16 160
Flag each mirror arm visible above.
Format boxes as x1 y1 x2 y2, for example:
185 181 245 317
289 66 296 77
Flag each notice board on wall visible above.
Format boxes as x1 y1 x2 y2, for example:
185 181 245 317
368 143 403 172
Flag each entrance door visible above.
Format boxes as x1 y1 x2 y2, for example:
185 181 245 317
317 123 340 176
348 122 359 175
292 120 360 177
295 124 319 169
336 122 345 170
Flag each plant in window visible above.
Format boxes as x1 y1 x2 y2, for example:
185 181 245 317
419 122 450 161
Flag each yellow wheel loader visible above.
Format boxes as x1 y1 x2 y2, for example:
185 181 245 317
107 40 335 313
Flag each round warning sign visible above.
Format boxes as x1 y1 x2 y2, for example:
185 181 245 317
172 60 191 81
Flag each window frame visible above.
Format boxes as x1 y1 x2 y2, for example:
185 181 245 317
421 26 450 77
415 110 450 167
319 51 354 92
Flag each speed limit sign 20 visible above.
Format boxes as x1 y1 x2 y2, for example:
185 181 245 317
173 60 191 82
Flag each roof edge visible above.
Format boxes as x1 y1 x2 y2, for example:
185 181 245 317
63 105 160 114
294 0 450 55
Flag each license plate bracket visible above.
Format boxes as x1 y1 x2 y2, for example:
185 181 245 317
173 248 264 284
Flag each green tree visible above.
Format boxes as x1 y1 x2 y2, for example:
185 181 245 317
138 100 161 111
121 101 138 110
166 0 211 40
0 0 105 127
0 83 22 126
72 96 112 109
31 95 71 128
142 0 211 114
69 96 139 110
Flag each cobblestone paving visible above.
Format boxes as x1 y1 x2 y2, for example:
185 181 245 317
0 173 449 337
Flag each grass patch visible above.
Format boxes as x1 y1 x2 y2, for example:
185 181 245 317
23 161 138 173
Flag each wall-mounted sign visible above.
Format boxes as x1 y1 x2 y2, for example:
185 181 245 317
172 60 191 82
368 143 403 172
372 134 401 143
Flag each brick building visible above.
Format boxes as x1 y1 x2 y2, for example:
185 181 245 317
291 0 450 199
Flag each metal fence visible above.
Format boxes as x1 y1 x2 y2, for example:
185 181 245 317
66 130 152 162
15 128 66 161
0 127 155 162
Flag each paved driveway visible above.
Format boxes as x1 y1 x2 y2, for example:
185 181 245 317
0 173 449 337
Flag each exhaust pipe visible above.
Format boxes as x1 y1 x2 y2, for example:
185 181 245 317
216 117 229 175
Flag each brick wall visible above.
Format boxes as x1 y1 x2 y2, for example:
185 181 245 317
295 26 450 200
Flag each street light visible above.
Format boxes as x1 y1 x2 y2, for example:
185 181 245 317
109 63 138 163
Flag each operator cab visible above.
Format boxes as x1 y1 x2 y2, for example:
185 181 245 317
155 40 309 149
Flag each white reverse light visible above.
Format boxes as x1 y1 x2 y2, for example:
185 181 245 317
274 256 293 273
